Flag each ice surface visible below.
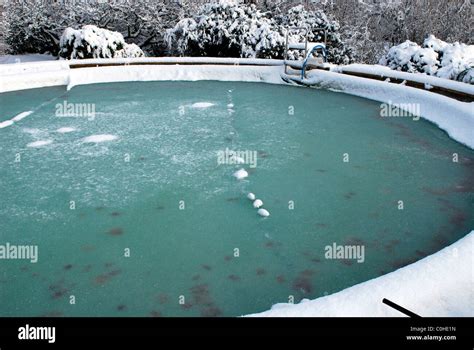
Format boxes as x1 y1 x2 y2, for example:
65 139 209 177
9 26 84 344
1 58 472 317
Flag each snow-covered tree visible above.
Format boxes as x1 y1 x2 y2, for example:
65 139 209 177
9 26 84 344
59 25 145 59
3 1 63 55
166 2 353 63
315 0 471 64
379 35 474 84
2 0 196 56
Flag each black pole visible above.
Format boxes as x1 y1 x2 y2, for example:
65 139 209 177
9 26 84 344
383 298 422 318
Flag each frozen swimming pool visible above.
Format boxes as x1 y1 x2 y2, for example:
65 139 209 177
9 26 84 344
0 81 473 316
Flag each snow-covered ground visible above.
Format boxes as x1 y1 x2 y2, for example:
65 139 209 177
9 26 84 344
0 57 472 317
0 54 56 64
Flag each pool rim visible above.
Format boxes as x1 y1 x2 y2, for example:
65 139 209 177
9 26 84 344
1 57 473 317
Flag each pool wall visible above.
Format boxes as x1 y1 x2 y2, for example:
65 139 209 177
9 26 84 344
1 57 473 316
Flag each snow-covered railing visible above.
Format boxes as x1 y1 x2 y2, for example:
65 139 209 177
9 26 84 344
301 43 327 78
332 64 474 102
66 57 285 69
284 27 328 77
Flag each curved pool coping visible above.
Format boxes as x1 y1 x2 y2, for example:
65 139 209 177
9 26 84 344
1 57 473 317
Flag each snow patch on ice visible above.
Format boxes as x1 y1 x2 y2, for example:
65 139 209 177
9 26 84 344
0 120 14 129
22 128 43 135
27 140 53 148
233 168 248 180
11 111 33 122
56 127 77 133
0 111 33 129
82 134 118 143
191 102 215 109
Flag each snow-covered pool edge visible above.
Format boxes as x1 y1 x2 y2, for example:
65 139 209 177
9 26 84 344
1 58 472 317
247 231 473 317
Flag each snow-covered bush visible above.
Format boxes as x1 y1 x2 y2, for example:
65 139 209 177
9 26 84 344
59 25 145 59
380 35 474 84
275 5 353 65
166 2 285 59
114 43 145 59
166 2 353 63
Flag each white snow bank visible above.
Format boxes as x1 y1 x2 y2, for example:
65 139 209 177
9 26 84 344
290 69 474 149
191 102 215 108
27 140 53 148
82 134 118 143
0 54 56 65
248 231 473 317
